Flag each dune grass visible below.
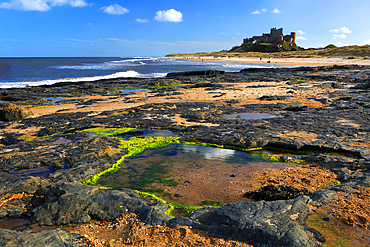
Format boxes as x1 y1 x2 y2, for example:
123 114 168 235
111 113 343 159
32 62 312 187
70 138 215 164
167 44 370 59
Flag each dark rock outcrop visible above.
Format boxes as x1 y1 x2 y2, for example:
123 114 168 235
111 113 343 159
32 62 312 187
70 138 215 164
0 103 33 121
0 228 80 246
169 196 317 247
31 182 172 226
166 70 225 77
243 185 312 201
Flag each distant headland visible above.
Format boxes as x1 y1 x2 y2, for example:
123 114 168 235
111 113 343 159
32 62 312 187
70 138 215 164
167 27 370 59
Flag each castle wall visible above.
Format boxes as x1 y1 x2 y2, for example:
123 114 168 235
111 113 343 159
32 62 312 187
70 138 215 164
270 28 283 37
242 28 296 45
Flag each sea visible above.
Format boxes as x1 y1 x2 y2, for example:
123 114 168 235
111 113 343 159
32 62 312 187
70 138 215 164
0 57 294 89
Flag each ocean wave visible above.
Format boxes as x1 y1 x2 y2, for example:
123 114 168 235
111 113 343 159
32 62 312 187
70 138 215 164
0 70 166 89
52 57 210 71
53 57 163 70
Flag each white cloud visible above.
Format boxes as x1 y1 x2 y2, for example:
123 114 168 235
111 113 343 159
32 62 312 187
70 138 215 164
330 26 351 39
69 0 87 7
251 8 268 15
296 36 307 40
330 26 351 34
104 38 121 41
154 9 183 22
340 26 352 34
0 0 88 11
136 18 149 23
218 32 229 35
100 4 129 15
333 34 347 39
65 38 93 43
364 39 370 45
272 8 281 13
296 30 305 35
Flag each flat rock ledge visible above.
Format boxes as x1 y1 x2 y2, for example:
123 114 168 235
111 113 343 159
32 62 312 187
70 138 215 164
0 228 80 247
0 179 319 247
169 196 316 247
31 182 172 227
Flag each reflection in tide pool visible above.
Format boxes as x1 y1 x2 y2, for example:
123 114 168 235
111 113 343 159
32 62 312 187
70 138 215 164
181 145 236 161
0 216 31 231
225 113 280 120
9 164 69 177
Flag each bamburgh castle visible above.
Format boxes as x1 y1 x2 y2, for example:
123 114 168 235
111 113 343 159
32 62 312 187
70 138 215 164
243 27 296 45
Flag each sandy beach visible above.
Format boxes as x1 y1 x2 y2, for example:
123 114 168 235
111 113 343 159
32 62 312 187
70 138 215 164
172 56 370 66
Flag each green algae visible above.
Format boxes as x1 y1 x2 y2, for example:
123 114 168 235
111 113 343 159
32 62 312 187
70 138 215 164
306 210 354 247
113 158 179 193
250 152 306 164
137 191 175 215
171 203 202 217
137 191 203 217
251 153 282 162
327 179 341 188
25 133 57 141
137 192 225 217
80 127 301 217
82 134 182 186
81 127 268 187
200 200 225 207
81 127 136 137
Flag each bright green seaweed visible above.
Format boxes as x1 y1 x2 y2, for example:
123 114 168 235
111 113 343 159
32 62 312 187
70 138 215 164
80 127 310 216
82 128 182 186
81 127 265 186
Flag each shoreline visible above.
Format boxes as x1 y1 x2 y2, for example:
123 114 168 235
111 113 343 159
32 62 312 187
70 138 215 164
170 56 370 66
1 65 370 246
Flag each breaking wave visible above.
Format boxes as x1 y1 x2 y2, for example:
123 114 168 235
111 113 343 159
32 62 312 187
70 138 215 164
0 70 166 89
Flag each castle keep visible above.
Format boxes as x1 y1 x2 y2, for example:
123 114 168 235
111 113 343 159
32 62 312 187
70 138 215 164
243 27 296 45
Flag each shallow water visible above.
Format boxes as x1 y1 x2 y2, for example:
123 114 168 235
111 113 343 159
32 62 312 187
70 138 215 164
113 129 179 140
9 164 69 177
225 113 280 120
96 144 287 205
120 89 151 94
0 217 31 231
46 96 65 103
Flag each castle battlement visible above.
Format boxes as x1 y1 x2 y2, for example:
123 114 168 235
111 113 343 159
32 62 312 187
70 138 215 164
243 28 296 45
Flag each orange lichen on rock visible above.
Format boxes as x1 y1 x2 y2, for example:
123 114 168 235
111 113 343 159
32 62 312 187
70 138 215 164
0 103 34 121
330 187 370 229
245 165 338 192
96 147 122 157
0 192 31 207
67 213 253 247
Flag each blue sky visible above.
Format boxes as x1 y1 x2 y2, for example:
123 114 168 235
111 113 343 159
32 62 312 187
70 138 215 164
1 0 370 57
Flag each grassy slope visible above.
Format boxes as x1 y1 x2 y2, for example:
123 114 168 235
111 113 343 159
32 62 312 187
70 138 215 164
167 45 370 58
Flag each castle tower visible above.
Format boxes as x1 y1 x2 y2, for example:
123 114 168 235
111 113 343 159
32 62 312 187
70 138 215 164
290 32 296 43
270 27 283 37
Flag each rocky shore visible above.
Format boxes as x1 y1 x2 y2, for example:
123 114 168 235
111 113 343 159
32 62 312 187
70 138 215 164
0 65 370 246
